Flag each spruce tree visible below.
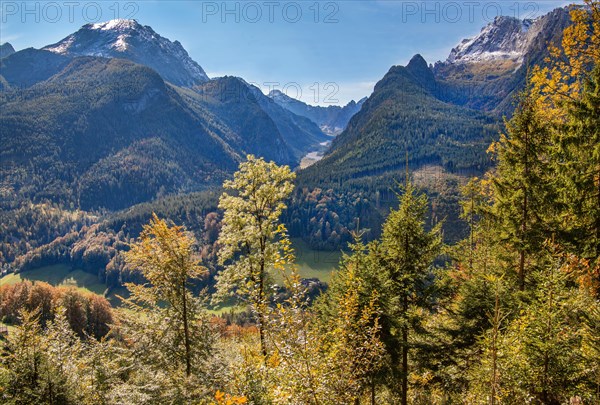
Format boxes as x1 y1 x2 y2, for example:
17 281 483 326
492 91 552 290
376 181 442 404
556 65 600 260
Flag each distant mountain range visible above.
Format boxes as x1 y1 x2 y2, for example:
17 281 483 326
0 19 332 210
0 5 576 248
268 90 366 135
304 6 573 184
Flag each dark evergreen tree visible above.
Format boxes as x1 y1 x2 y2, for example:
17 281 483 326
492 91 553 290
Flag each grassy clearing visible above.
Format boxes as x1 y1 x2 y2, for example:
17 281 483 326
0 264 108 295
0 264 128 304
0 240 340 311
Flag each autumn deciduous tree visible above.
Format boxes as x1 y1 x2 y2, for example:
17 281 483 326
0 281 113 339
531 0 600 121
123 213 213 383
214 155 296 360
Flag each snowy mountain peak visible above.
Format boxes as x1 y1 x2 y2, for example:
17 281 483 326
447 15 536 65
43 19 208 86
90 18 140 31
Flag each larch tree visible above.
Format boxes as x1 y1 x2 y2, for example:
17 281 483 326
531 0 600 122
214 155 295 361
123 213 213 385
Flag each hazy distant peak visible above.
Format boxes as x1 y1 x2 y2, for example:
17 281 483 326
0 42 15 59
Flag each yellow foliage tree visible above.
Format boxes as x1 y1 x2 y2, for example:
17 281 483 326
531 0 600 120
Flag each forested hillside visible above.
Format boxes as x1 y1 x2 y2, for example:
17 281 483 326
292 55 499 249
0 55 238 210
291 6 576 250
0 22 329 215
1 5 598 398
1 3 599 402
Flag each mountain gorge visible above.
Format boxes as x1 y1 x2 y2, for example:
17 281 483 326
0 19 330 213
0 5 577 273
269 89 366 135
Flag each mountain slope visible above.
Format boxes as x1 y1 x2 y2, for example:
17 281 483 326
0 56 238 210
0 48 70 89
292 57 499 248
300 63 497 185
433 7 572 113
185 76 296 165
269 90 366 135
0 19 331 214
43 19 209 87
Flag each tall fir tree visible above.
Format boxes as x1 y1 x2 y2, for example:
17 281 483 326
375 181 442 404
491 91 553 291
555 65 600 261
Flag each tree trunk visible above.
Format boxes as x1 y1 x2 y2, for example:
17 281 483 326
490 286 500 405
258 254 268 362
470 192 475 270
371 379 376 405
401 294 408 405
520 126 529 292
595 164 600 258
182 277 191 377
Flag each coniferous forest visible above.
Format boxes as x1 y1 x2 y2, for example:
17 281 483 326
1 2 600 404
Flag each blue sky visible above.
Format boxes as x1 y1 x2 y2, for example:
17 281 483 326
1 1 579 105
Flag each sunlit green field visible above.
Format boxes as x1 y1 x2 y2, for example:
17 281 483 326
0 264 127 306
0 240 341 310
0 264 106 294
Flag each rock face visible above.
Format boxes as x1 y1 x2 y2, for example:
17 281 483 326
441 7 572 70
447 16 535 65
43 19 209 87
0 43 15 59
269 90 366 135
433 6 572 113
